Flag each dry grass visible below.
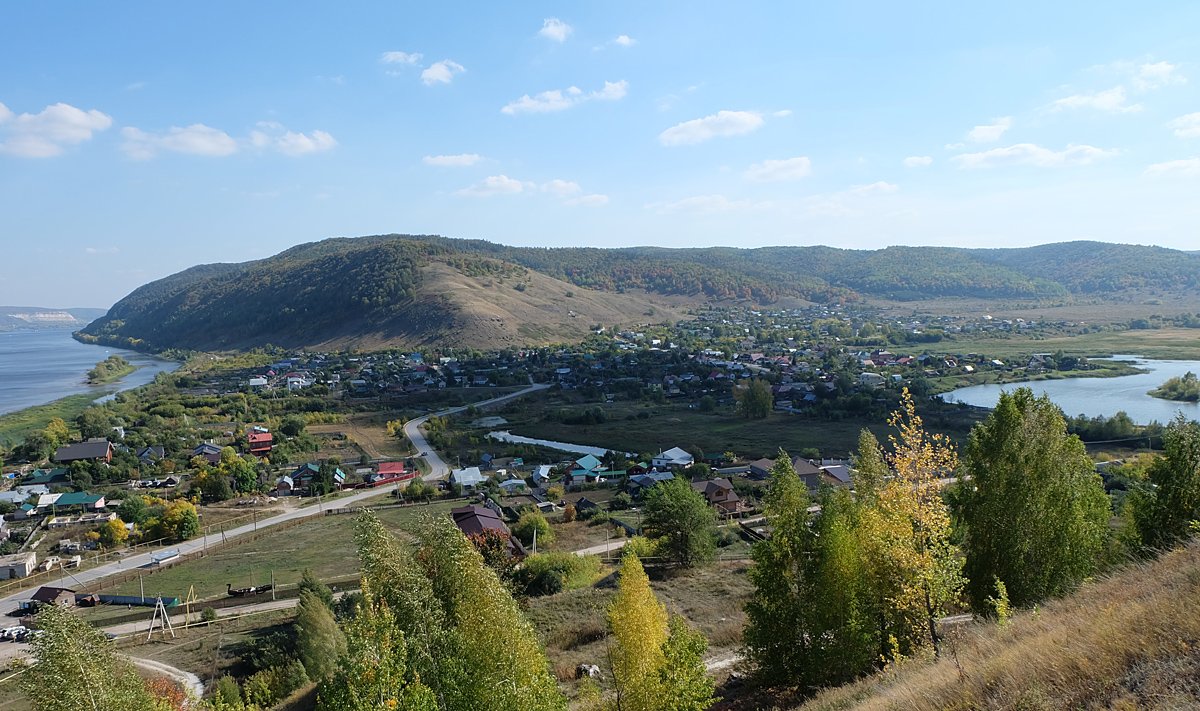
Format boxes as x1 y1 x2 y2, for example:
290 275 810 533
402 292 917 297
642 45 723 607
792 541 1200 711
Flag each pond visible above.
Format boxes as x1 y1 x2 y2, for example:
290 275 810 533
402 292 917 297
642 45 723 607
941 357 1200 424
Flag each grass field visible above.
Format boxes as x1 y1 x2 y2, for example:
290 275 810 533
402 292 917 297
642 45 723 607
494 394 985 460
101 500 460 602
931 327 1200 360
0 392 99 445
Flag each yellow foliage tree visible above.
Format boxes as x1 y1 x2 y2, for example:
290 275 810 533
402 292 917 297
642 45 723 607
608 553 669 711
98 518 128 548
857 389 964 659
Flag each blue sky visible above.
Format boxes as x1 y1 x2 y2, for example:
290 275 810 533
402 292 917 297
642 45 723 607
3 2 1200 307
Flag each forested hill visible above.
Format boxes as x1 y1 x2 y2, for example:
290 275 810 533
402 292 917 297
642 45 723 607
78 235 1200 351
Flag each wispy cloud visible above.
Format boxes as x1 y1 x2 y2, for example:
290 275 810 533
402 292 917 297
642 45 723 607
249 122 337 156
456 174 532 197
423 153 483 167
952 143 1118 169
501 80 627 115
1050 86 1142 113
1133 61 1185 91
1144 158 1200 177
966 117 1012 144
744 156 811 182
0 101 112 158
539 18 573 42
802 182 899 217
121 124 238 159
659 110 764 147
613 34 635 47
421 60 465 86
380 50 422 65
903 155 933 167
1168 112 1200 139
649 194 769 214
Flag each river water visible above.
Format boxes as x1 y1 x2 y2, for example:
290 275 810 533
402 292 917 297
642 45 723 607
0 328 178 416
487 431 634 458
941 357 1200 424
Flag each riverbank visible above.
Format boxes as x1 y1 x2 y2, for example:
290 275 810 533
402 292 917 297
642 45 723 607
0 393 100 445
927 359 1145 396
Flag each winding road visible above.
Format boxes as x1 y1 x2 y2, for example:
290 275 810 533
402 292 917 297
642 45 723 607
404 382 550 479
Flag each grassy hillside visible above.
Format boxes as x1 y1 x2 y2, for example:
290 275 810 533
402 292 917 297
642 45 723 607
78 234 1200 352
788 541 1200 711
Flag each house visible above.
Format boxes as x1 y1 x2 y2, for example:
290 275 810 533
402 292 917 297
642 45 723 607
137 445 166 465
450 505 525 555
291 462 345 490
53 439 113 464
531 465 553 485
820 464 854 487
0 490 29 506
247 429 273 457
859 372 886 388
193 443 223 465
275 476 295 496
37 492 105 514
27 586 75 608
628 471 674 496
248 376 268 389
574 496 602 513
0 552 36 580
21 468 68 487
450 467 486 491
498 478 527 493
691 478 744 516
748 458 776 480
574 454 603 473
652 447 694 470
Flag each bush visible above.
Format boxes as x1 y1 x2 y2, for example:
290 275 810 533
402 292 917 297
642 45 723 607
201 607 218 623
717 529 741 547
561 503 577 523
512 511 554 547
516 552 601 597
624 536 658 559
609 492 633 511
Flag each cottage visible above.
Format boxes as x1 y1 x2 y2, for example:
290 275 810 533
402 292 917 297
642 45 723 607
247 429 273 457
450 467 486 491
450 505 525 555
26 586 75 609
651 447 694 470
498 478 527 493
531 465 554 485
628 471 674 496
290 462 345 491
193 442 223 465
275 476 295 496
53 439 114 464
574 454 603 473
136 445 166 464
691 478 744 516
0 552 36 580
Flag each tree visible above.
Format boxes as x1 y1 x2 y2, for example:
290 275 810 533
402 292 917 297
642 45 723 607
512 510 554 548
608 553 668 711
44 417 71 449
1132 415 1200 549
734 378 773 419
299 568 334 609
156 499 200 541
641 478 716 567
855 390 963 659
280 415 307 438
76 408 112 441
98 518 129 548
960 388 1112 610
117 495 150 526
607 553 715 711
17 604 169 711
295 590 346 681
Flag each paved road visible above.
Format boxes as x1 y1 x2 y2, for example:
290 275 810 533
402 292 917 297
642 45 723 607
573 539 630 558
404 383 550 479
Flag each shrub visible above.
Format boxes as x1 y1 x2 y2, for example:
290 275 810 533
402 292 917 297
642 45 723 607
609 492 633 511
562 503 577 523
624 536 658 559
512 511 554 547
201 607 218 623
516 552 601 596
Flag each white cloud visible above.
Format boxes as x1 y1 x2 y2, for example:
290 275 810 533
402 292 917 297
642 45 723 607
539 18 573 42
566 194 609 207
501 80 627 115
456 174 531 197
1168 112 1200 139
903 155 933 167
613 34 635 47
772 109 793 118
421 60 465 86
0 101 112 158
83 246 119 255
952 143 1118 169
846 181 899 196
650 194 767 214
380 51 422 65
744 156 811 182
541 179 582 197
423 153 483 167
1144 158 1200 177
267 130 337 156
659 110 764 147
121 124 238 159
966 117 1012 144
1134 61 1185 91
802 182 899 217
1050 86 1142 113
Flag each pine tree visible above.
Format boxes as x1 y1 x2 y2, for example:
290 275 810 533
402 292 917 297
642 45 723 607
1133 415 1200 549
295 590 346 682
960 388 1112 610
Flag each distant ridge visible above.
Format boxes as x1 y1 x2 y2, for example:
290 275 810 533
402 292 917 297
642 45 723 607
77 235 1200 352
0 306 107 332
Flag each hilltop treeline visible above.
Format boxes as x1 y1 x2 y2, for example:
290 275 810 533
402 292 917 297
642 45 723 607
78 235 1200 352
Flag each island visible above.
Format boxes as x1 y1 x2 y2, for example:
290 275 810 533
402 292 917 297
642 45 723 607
1148 371 1200 402
86 355 136 384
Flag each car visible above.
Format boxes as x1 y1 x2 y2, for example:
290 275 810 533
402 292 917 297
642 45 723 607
0 626 24 640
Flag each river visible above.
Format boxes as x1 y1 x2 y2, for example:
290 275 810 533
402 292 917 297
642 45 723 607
941 357 1200 424
486 431 634 458
0 328 178 416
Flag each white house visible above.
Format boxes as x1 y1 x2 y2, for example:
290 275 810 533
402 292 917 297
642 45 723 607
652 447 694 470
450 467 486 491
